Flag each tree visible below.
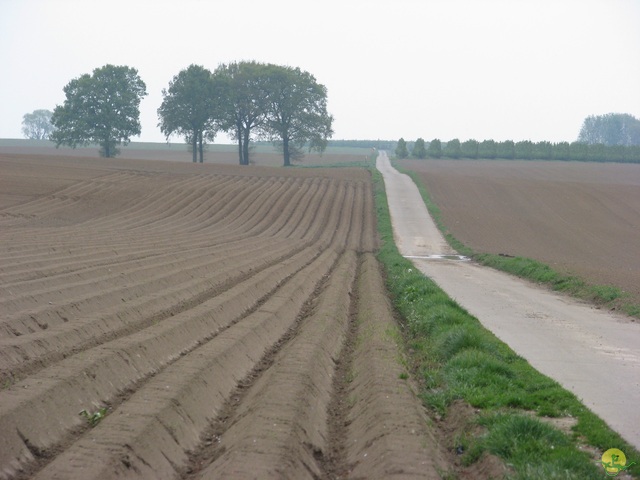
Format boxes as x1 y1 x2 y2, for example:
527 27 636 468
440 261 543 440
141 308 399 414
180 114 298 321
427 138 442 158
578 113 640 146
443 138 461 158
587 143 606 162
515 140 533 159
395 138 409 158
533 141 552 160
262 65 333 166
158 64 218 163
51 65 147 157
411 138 427 158
569 141 588 161
461 139 479 159
496 140 515 159
214 61 270 166
22 109 55 139
553 141 570 160
478 139 497 159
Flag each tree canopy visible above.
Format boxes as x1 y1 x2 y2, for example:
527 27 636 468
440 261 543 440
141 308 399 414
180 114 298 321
411 138 427 158
158 64 218 163
443 138 461 158
427 138 442 158
210 62 333 166
395 138 409 158
213 61 270 165
461 139 479 158
51 61 333 165
51 64 147 157
261 65 333 166
22 109 55 140
578 113 640 146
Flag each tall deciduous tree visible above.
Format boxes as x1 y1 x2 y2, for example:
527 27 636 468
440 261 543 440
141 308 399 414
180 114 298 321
427 138 442 158
569 141 588 161
51 65 147 157
22 109 55 140
478 139 497 159
496 140 515 159
213 61 269 165
515 140 533 159
461 139 479 159
443 138 461 158
395 138 409 158
158 64 218 163
411 138 427 158
262 65 333 167
553 141 570 160
578 113 640 146
533 141 552 160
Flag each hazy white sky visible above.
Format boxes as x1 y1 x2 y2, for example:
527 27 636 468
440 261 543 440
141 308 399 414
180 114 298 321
1 0 639 144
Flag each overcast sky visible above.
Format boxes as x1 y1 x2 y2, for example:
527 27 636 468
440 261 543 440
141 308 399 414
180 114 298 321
1 0 639 144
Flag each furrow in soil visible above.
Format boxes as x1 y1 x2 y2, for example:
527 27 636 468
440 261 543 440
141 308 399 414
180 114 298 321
182 250 358 480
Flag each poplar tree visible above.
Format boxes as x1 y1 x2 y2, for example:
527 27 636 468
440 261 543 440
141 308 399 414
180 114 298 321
395 138 409 158
411 138 427 158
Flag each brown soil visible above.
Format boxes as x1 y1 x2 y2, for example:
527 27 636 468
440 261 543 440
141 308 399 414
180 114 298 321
0 144 367 168
400 158 640 305
0 152 475 479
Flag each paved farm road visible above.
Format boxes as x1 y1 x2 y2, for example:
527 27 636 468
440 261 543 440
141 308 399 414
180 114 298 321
377 151 640 450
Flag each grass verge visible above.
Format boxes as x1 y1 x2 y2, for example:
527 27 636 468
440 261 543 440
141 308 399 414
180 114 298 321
371 166 640 479
394 162 640 319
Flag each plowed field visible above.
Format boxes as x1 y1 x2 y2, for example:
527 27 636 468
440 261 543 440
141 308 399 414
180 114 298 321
0 154 449 479
400 159 640 305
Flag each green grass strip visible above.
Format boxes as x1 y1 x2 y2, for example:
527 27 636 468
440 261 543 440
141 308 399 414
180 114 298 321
371 166 640 479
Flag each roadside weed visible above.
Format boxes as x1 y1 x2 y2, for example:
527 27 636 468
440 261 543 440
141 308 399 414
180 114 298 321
79 407 107 427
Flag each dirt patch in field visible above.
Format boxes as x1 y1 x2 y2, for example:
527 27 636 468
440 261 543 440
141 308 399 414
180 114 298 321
400 158 640 306
0 152 472 479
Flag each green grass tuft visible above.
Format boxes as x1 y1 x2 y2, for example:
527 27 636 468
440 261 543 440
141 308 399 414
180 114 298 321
468 413 601 479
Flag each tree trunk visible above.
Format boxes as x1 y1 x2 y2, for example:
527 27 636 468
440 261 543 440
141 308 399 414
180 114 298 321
236 125 244 165
192 130 197 163
102 137 111 158
198 131 204 163
283 136 291 167
242 128 251 166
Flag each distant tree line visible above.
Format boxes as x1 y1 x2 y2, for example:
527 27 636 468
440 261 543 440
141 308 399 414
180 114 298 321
327 139 396 150
394 113 640 163
395 137 640 163
46 62 333 165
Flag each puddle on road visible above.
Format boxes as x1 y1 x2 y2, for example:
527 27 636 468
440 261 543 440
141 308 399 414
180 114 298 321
404 254 470 261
